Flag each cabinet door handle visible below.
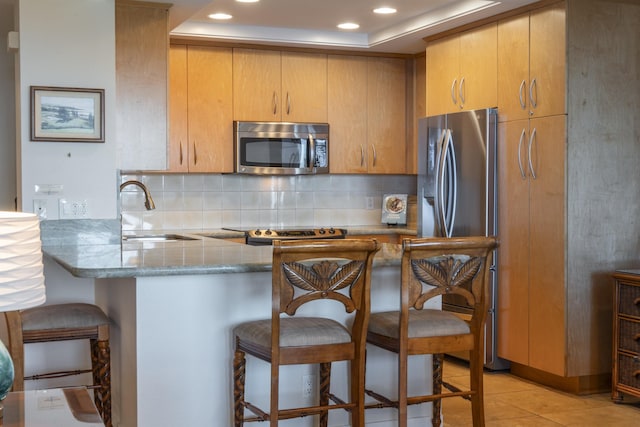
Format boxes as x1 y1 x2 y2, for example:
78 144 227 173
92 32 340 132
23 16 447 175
633 297 640 306
450 78 458 105
519 80 527 110
529 77 538 113
517 129 526 179
528 128 537 180
360 145 365 167
272 91 278 115
179 142 184 165
371 144 377 167
634 333 640 341
193 142 197 165
459 77 465 109
286 92 291 115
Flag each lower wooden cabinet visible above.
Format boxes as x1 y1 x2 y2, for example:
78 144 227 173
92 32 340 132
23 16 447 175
612 271 640 402
497 115 566 376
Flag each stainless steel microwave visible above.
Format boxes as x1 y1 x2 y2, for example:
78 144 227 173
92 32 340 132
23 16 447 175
234 121 329 175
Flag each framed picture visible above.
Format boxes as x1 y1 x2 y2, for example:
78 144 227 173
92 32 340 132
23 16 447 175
30 86 105 142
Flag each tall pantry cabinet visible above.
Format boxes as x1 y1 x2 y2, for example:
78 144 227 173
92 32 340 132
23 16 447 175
496 2 567 376
496 0 640 393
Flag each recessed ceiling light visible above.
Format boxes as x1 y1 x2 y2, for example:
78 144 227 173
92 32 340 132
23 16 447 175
208 13 233 20
236 0 259 3
373 7 397 14
338 22 360 30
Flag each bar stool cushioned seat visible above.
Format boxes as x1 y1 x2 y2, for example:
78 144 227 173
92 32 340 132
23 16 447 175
17 303 112 427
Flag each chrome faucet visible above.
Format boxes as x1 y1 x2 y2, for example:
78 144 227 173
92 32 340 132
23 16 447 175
120 180 156 210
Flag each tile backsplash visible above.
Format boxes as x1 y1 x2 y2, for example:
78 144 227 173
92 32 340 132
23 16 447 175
120 173 416 232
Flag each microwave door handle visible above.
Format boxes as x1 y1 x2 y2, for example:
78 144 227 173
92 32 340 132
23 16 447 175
308 134 316 172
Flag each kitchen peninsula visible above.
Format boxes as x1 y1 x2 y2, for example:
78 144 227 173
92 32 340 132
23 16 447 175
41 220 422 427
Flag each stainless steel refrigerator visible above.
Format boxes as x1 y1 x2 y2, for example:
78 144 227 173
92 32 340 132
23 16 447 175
417 108 509 370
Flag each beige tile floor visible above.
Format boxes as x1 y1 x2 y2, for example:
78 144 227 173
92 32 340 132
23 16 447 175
441 359 640 426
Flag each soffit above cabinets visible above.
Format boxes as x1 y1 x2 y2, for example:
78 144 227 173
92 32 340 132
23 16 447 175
164 0 540 54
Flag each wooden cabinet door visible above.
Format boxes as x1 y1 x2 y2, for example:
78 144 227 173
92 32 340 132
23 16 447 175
168 45 189 172
328 55 368 174
528 114 566 376
529 3 566 118
367 57 407 174
186 46 234 173
497 119 531 365
427 24 496 116
116 2 169 170
459 23 497 112
497 14 530 122
426 35 459 116
281 52 327 123
497 115 566 372
233 49 282 121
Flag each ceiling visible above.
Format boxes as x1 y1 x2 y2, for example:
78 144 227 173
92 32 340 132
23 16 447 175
167 0 539 54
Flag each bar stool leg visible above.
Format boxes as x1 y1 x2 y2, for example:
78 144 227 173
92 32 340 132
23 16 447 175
91 327 111 427
319 362 331 427
234 349 246 427
432 353 444 427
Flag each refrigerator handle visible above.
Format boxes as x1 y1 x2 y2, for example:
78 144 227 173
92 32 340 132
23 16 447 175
438 129 457 238
436 129 448 236
517 128 527 179
528 127 537 179
446 129 458 237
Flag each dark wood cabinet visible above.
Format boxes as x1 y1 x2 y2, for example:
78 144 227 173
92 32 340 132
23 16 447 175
612 270 640 402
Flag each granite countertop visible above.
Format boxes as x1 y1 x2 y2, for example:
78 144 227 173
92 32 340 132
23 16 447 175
41 220 409 279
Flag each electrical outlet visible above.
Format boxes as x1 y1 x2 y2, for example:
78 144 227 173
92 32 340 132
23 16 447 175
33 199 48 219
59 199 89 219
302 374 315 398
366 196 375 210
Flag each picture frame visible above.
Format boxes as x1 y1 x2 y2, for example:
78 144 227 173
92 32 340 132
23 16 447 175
30 86 105 142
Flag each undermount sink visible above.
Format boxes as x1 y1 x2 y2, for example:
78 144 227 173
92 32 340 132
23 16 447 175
121 234 199 242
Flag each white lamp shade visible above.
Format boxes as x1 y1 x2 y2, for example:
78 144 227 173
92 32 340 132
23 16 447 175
0 211 46 312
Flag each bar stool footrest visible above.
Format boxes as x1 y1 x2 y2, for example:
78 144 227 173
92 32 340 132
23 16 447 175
25 368 93 381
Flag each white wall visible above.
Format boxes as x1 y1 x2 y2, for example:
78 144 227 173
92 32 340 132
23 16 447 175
16 0 117 219
13 0 118 393
0 0 16 210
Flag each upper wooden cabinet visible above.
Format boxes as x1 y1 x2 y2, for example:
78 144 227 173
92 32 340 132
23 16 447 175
367 57 407 174
426 23 497 116
116 1 169 170
168 45 234 173
233 49 328 122
328 55 368 174
497 3 566 122
328 55 407 174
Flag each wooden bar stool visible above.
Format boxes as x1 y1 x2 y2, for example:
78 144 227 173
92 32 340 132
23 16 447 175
365 236 498 427
6 303 112 427
233 239 380 427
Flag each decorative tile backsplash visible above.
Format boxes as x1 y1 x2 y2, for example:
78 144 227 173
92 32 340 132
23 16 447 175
120 173 416 231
